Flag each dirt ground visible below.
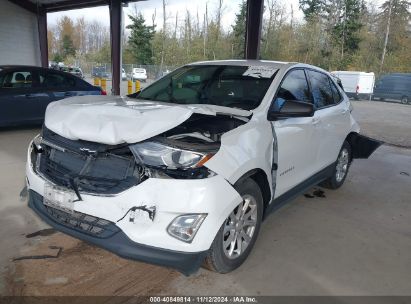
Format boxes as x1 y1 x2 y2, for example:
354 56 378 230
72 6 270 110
1 100 410 296
5 232 178 296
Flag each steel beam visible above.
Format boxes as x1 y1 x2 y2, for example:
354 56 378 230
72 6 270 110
37 8 49 68
45 0 108 13
244 0 264 59
7 0 37 14
42 0 145 13
109 0 122 95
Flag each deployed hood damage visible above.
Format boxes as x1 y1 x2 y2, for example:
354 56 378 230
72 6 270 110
36 96 249 198
45 95 251 145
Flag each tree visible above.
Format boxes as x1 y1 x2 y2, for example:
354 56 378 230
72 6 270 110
61 34 76 58
57 16 76 59
126 13 155 64
379 0 411 72
231 1 247 58
299 0 323 21
331 0 363 60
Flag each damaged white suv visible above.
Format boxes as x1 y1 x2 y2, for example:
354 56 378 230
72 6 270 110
26 60 380 274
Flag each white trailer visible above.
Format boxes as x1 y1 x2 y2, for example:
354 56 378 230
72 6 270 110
331 71 375 100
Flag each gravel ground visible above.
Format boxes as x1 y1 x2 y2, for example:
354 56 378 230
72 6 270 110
351 100 411 147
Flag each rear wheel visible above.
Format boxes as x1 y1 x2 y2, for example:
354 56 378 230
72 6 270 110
204 178 263 273
401 96 409 105
320 141 352 189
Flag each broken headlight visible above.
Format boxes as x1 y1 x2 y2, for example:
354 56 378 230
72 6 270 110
129 141 214 169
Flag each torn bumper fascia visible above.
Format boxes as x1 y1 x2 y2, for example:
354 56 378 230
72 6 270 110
26 143 243 272
350 133 383 159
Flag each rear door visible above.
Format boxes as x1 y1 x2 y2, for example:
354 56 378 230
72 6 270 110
271 69 320 198
0 68 50 125
307 69 351 170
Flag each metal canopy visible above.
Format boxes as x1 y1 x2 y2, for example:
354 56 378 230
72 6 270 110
8 0 140 13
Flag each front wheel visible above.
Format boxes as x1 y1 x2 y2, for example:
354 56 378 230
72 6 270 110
320 141 352 189
401 96 409 105
204 178 263 273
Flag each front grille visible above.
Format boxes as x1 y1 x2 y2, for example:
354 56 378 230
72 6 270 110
35 127 142 195
44 204 120 238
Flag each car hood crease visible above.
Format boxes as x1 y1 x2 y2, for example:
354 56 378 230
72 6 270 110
44 95 251 145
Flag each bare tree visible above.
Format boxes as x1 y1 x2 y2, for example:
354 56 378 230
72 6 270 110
380 0 393 73
215 0 223 41
160 0 167 72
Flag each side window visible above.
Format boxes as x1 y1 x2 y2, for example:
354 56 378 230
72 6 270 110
274 69 311 107
330 79 342 104
43 72 76 89
0 70 34 89
307 70 334 108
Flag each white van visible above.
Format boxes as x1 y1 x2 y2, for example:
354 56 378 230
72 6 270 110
331 71 375 100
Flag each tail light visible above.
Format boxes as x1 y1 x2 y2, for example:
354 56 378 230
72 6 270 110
101 90 107 95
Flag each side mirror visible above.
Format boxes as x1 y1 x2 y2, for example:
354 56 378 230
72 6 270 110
267 99 314 121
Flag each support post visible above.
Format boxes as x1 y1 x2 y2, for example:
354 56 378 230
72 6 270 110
109 0 122 95
37 8 48 68
244 0 264 60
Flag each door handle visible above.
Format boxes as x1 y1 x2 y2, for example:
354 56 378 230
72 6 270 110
312 118 320 125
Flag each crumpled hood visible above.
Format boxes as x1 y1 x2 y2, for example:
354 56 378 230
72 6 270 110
44 95 251 145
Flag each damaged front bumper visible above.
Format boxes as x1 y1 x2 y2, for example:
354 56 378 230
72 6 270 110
28 190 207 275
26 141 243 274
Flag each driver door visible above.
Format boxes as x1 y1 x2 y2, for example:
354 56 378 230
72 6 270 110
270 69 320 198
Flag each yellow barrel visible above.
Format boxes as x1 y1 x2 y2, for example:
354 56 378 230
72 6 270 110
101 78 107 92
94 78 100 86
135 80 141 92
128 80 133 95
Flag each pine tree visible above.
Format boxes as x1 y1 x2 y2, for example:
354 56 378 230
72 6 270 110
299 0 323 21
331 0 364 58
126 13 155 65
231 1 247 58
61 34 76 59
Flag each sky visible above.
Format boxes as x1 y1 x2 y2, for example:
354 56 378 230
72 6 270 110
47 0 386 32
47 0 305 31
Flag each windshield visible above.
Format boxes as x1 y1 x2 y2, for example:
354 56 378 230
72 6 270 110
138 65 277 110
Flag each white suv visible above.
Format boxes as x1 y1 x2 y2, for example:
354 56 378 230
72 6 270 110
26 60 380 274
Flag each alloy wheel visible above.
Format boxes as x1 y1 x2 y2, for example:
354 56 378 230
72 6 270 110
336 148 349 182
223 195 258 260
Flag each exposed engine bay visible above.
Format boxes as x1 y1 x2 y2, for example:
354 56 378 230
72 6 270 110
159 113 247 144
32 114 247 197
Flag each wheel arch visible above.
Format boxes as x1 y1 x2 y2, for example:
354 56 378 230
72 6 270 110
234 169 272 215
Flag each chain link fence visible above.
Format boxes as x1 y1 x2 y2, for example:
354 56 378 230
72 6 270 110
75 62 177 80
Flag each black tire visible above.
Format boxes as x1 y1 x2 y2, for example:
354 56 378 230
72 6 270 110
401 96 409 105
204 178 263 273
320 141 352 189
